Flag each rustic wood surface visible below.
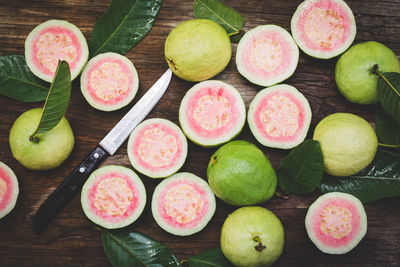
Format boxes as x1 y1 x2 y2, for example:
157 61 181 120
0 0 399 266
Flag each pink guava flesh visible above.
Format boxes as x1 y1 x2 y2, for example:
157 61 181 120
0 167 14 212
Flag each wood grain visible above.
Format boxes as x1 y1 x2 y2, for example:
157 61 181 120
0 0 400 266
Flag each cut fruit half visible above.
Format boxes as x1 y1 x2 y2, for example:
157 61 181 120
0 162 19 219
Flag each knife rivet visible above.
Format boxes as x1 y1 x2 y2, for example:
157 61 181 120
79 167 85 173
94 153 99 159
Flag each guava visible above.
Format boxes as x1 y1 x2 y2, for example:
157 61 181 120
248 84 312 149
80 52 139 111
81 165 146 229
25 19 89 82
335 41 400 104
164 19 231 82
235 25 299 87
291 0 356 59
179 80 246 147
207 140 277 206
9 108 74 171
305 192 367 254
127 118 188 178
151 172 216 236
220 206 284 267
313 113 378 177
0 161 19 219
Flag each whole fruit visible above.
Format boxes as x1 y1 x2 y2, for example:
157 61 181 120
313 113 378 177
164 19 231 82
221 206 284 267
9 108 75 170
207 140 277 206
335 41 400 104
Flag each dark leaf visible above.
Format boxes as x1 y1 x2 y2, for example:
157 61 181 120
377 71 400 125
187 247 234 267
375 108 400 145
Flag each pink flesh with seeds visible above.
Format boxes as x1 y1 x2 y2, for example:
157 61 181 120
296 0 352 52
0 168 14 212
311 197 361 247
31 26 83 76
85 57 135 106
254 91 306 142
241 29 295 80
157 179 210 229
87 171 139 223
186 85 241 138
131 123 184 172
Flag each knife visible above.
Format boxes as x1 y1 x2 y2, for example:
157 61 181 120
33 69 173 234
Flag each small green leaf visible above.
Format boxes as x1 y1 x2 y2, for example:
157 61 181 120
186 247 234 267
375 108 400 146
321 149 400 203
30 60 71 139
89 0 163 57
376 70 400 125
100 227 181 267
277 140 324 194
0 55 49 102
193 0 245 43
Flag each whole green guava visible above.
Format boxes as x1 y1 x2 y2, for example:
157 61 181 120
9 108 75 170
164 19 231 82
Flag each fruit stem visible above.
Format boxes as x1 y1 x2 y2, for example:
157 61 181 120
378 142 400 148
29 134 40 143
253 236 267 252
372 64 380 76
167 58 177 71
212 156 217 165
275 191 290 199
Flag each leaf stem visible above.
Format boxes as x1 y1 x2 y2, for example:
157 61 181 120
378 142 400 148
373 64 400 97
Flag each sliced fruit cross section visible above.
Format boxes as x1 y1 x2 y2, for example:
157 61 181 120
0 162 19 219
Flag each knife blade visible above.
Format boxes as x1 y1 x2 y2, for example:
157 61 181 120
33 69 172 234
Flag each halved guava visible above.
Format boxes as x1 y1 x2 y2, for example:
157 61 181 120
151 172 216 236
305 192 367 254
81 165 146 229
0 162 19 219
291 0 356 59
127 118 188 178
179 80 246 147
236 25 299 87
80 52 139 111
25 19 89 82
248 84 312 149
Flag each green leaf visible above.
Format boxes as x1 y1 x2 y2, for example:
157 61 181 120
89 0 163 57
186 247 234 267
0 55 49 102
375 108 400 146
30 60 71 139
193 0 245 43
277 140 324 194
321 149 400 203
100 227 181 267
376 71 400 125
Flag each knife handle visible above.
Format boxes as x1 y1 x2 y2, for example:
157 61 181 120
33 145 108 234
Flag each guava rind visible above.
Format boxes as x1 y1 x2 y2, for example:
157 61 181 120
9 108 74 171
305 192 367 254
221 206 284 267
179 80 246 147
80 52 139 111
81 165 146 229
313 113 378 176
207 140 277 206
248 84 312 149
151 172 216 236
0 161 19 219
25 19 89 82
236 25 299 87
165 19 231 82
127 118 188 178
335 41 400 104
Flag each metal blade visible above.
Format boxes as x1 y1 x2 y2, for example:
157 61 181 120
99 69 172 155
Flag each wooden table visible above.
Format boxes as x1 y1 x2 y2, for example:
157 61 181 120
0 0 399 266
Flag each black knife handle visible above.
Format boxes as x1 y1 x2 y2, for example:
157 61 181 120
33 145 108 234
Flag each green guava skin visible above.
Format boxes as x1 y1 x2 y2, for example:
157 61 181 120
9 108 74 171
207 140 277 206
164 19 232 82
335 41 400 104
221 206 284 267
313 113 378 177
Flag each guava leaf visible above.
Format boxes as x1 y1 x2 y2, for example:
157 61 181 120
277 140 324 194
0 55 49 102
100 227 181 267
186 247 234 267
31 60 71 137
321 149 400 203
193 0 245 43
376 71 400 125
375 108 400 146
89 0 163 57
